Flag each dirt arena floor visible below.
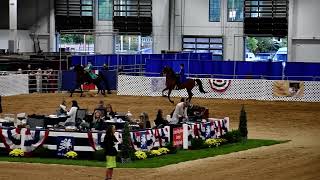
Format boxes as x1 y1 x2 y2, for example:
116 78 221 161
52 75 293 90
0 93 320 180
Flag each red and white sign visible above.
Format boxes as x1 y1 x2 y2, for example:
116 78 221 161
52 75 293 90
173 127 183 147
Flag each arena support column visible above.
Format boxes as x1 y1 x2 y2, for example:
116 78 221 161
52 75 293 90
49 0 56 52
9 0 17 53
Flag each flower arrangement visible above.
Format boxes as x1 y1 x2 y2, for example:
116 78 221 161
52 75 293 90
135 151 147 160
150 150 162 156
204 138 227 148
9 149 24 157
158 147 170 154
65 151 78 159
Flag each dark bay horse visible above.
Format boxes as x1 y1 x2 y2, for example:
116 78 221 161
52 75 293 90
161 66 206 104
70 65 106 97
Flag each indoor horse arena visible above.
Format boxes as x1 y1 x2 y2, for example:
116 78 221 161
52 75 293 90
0 0 320 180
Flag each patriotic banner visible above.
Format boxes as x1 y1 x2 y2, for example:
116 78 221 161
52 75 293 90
88 131 122 151
0 128 49 152
131 127 170 151
57 136 75 156
209 79 231 92
173 127 183 147
88 126 170 152
187 118 229 146
273 80 304 97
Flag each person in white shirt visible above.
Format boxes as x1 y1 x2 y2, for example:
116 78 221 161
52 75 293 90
65 100 79 126
171 101 189 124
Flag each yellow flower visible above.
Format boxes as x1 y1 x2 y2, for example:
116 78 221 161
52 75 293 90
158 148 170 154
135 151 147 159
65 151 78 159
9 149 24 157
150 150 162 156
204 138 227 148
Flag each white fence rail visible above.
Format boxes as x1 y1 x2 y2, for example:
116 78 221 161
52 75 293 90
0 74 29 96
117 75 320 102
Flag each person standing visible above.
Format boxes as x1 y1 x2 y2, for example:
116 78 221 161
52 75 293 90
103 125 118 180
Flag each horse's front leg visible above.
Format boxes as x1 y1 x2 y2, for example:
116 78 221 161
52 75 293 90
162 87 168 97
167 89 174 104
79 85 84 97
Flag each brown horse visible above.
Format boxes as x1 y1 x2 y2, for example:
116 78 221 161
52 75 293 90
161 66 206 104
70 65 106 97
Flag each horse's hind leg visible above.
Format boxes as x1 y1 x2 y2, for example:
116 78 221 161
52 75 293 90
186 89 193 102
162 87 168 97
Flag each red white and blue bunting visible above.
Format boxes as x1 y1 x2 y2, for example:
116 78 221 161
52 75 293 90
88 126 170 152
0 128 49 152
187 118 229 146
209 79 231 92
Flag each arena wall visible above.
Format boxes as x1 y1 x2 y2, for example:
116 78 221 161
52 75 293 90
117 75 320 102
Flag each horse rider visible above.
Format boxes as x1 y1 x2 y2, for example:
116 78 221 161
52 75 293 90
176 64 186 89
84 62 98 79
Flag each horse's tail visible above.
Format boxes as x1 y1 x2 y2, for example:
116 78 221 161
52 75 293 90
195 79 207 93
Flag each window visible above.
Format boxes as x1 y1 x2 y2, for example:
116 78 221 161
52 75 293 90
81 0 93 16
113 0 152 17
98 0 113 20
115 35 153 54
182 36 223 60
227 0 244 21
209 0 220 22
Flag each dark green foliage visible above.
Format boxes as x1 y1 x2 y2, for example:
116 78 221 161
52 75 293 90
164 142 177 154
190 137 205 150
32 147 56 158
92 149 105 161
221 130 242 143
238 105 248 139
120 122 135 160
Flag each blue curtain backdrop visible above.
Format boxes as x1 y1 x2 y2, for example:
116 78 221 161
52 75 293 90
70 53 320 81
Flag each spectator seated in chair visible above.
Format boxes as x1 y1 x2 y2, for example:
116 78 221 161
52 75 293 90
105 104 116 118
64 100 79 127
139 112 151 129
94 100 108 117
154 109 168 128
92 110 106 131
57 100 67 116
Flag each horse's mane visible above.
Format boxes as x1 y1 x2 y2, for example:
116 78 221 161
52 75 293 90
164 66 175 75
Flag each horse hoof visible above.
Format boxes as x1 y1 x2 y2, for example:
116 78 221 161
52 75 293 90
162 95 166 97
171 101 174 104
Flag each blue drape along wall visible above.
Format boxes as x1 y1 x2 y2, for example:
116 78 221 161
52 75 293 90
70 54 320 81
61 70 117 91
71 53 214 70
145 60 320 80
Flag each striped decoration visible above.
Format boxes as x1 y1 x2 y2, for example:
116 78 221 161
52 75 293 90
0 128 49 152
209 79 231 92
